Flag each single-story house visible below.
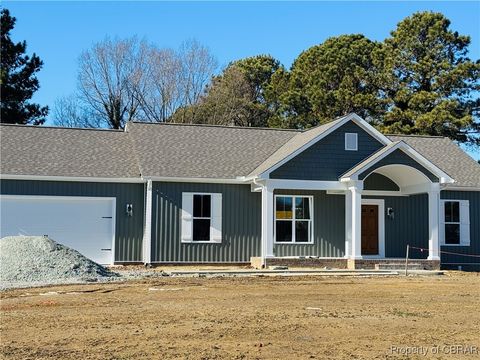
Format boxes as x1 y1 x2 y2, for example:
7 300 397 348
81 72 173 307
1 113 479 270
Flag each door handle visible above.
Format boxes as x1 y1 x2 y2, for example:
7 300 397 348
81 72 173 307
101 248 112 251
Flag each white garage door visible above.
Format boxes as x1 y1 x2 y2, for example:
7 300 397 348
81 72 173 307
0 195 116 264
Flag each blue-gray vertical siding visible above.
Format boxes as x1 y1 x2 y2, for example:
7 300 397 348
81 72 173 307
364 194 429 259
271 122 384 180
440 190 480 269
274 190 345 257
0 180 145 262
364 173 400 191
151 182 261 262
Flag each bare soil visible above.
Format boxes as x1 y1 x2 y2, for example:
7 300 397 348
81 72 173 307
1 272 479 359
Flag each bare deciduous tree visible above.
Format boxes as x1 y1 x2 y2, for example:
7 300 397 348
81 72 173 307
53 37 217 128
53 95 103 128
77 37 149 129
134 48 181 122
178 39 218 106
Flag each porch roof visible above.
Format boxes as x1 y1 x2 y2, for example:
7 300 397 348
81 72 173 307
340 141 454 184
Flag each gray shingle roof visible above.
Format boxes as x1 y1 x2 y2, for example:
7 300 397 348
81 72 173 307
0 124 140 178
387 135 480 188
126 121 298 179
1 121 478 189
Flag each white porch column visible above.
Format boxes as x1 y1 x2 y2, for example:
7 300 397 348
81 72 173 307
349 182 363 259
143 179 153 265
261 182 274 262
344 190 352 258
427 183 441 260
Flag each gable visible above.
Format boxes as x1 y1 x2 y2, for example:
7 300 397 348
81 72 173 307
270 121 384 181
358 149 439 182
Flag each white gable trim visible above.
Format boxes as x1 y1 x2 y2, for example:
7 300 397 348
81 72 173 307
259 113 392 179
340 142 454 184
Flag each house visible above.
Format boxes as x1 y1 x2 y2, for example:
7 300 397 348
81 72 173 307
1 113 479 270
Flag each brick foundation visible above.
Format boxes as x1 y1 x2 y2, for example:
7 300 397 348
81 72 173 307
348 258 440 270
250 257 440 270
251 257 348 269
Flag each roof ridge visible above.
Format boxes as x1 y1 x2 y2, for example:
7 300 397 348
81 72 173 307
129 121 302 132
0 123 124 132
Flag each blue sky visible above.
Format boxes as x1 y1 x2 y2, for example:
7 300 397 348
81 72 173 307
5 1 480 159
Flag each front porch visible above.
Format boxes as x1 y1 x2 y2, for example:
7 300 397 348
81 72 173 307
253 144 453 270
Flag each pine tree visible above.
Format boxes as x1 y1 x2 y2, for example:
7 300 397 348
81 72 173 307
1 8 48 124
374 12 480 145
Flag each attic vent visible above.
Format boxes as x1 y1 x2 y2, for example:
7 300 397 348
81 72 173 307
345 133 358 151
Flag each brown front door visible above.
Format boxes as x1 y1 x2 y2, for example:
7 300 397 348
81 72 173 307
361 205 379 255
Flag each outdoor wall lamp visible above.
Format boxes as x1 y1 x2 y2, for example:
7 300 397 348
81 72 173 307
126 204 133 217
387 207 394 220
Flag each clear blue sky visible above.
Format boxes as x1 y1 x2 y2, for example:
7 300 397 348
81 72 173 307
5 1 480 159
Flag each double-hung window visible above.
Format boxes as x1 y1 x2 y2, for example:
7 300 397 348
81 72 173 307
440 200 470 246
181 193 222 243
274 195 313 243
193 194 211 241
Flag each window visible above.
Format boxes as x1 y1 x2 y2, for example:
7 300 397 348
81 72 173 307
444 201 460 244
275 195 313 243
345 133 358 151
440 200 470 246
181 193 222 243
193 194 211 241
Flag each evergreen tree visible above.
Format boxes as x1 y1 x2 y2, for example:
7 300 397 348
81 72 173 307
1 8 48 124
374 12 480 145
281 35 384 129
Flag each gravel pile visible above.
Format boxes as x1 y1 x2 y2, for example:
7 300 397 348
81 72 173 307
0 236 119 290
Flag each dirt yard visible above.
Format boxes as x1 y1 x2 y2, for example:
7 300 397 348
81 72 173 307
1 273 479 359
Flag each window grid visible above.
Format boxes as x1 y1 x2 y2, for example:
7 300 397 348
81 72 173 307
274 195 313 244
193 194 211 242
444 200 460 245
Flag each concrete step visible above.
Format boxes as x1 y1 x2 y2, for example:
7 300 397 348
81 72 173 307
375 263 426 270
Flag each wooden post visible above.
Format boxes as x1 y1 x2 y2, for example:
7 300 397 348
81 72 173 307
405 244 410 276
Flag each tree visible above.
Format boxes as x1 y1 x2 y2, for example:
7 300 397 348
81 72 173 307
282 35 384 129
1 8 48 125
374 12 480 145
52 95 102 128
75 36 149 129
171 66 260 126
170 54 283 127
54 38 217 128
177 39 218 106
135 48 181 122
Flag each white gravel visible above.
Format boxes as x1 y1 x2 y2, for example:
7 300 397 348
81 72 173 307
0 236 120 290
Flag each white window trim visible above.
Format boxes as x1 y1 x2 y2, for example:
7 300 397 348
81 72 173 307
274 195 314 244
181 192 222 244
345 133 358 151
360 199 385 259
440 199 470 246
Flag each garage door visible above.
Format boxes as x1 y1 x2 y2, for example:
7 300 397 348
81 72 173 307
0 195 115 264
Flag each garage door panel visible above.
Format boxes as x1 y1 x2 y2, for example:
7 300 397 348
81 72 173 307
0 196 115 264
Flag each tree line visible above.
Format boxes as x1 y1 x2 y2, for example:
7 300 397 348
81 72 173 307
1 8 479 146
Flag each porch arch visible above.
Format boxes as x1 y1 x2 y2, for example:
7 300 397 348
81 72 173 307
363 164 435 193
